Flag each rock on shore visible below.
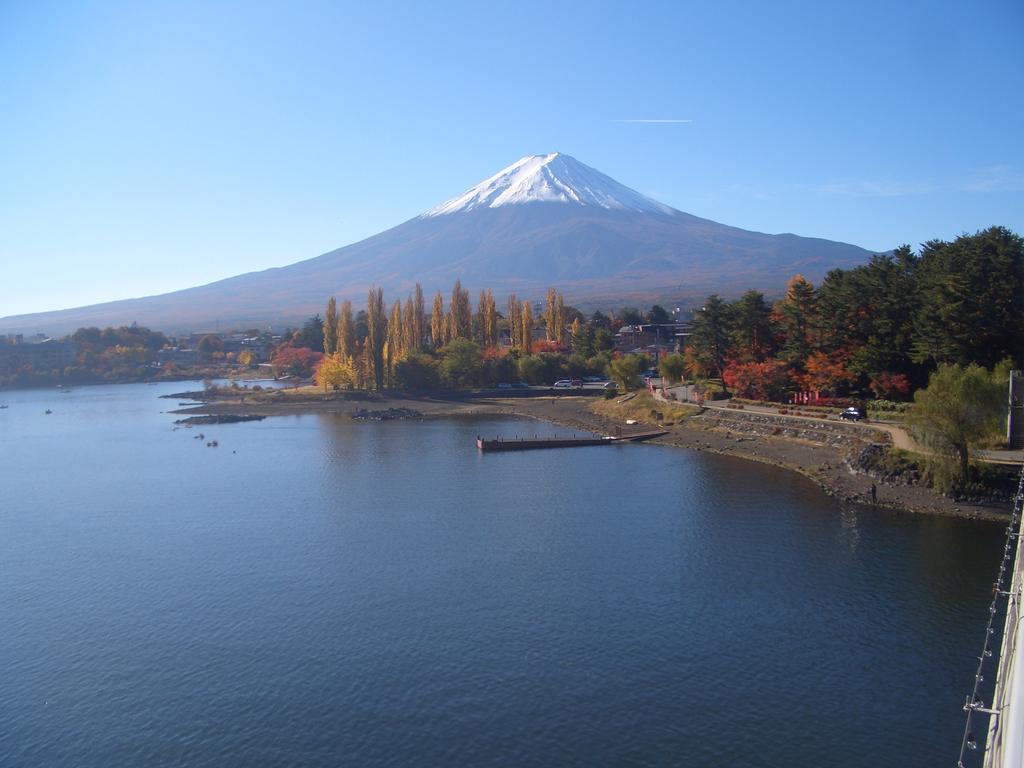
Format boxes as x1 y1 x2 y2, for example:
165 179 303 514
351 407 422 421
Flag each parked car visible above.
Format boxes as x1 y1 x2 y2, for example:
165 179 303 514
496 382 512 389
839 406 866 421
552 380 573 389
511 381 530 389
603 381 618 390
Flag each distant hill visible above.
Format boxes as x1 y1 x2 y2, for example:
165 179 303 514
0 153 877 335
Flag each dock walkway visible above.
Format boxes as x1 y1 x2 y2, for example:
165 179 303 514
476 430 667 453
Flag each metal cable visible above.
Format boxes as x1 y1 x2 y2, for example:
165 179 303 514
958 464 1024 767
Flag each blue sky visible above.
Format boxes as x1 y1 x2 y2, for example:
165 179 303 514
2 0 1022 317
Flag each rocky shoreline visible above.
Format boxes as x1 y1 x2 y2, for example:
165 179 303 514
351 407 422 421
173 389 1012 522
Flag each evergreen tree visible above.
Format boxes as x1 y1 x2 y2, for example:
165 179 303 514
647 305 671 324
690 295 732 385
777 275 817 367
295 315 324 352
354 309 369 341
594 327 614 352
729 290 773 361
817 248 920 383
618 307 643 325
912 227 1024 368
570 317 595 357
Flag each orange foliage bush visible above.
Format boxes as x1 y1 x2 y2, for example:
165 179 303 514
869 371 911 399
799 351 855 392
722 359 790 401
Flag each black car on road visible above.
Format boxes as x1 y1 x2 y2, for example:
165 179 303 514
839 406 866 421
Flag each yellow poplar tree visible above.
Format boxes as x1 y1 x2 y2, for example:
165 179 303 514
387 301 403 384
554 292 565 346
570 317 583 353
324 297 338 354
316 353 355 391
337 300 354 361
367 287 387 390
544 288 558 341
507 294 521 350
413 284 425 351
477 289 498 347
543 287 566 345
402 297 415 354
431 291 446 348
354 342 373 389
448 279 472 340
521 300 533 354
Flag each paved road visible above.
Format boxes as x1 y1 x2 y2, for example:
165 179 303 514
658 386 1024 465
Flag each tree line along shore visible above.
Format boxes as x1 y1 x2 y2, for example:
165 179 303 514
176 383 1016 521
5 226 1022 501
297 226 1020 496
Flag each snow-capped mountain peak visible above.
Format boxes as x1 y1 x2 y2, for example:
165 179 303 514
422 152 676 217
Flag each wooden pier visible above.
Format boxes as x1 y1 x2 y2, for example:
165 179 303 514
476 430 667 453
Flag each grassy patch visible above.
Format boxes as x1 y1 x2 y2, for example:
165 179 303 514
866 400 912 418
591 392 698 425
876 446 925 474
856 443 1016 500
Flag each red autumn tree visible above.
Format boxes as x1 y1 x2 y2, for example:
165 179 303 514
800 351 855 393
869 371 911 399
722 359 790 401
529 339 563 355
271 345 323 379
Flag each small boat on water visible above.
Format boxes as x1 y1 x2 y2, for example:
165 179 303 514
44 409 52 414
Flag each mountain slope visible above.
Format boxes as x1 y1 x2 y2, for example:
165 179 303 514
0 153 877 335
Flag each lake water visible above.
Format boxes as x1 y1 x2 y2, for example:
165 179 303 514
0 382 1004 766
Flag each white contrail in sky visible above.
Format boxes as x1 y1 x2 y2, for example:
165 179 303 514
614 119 693 123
